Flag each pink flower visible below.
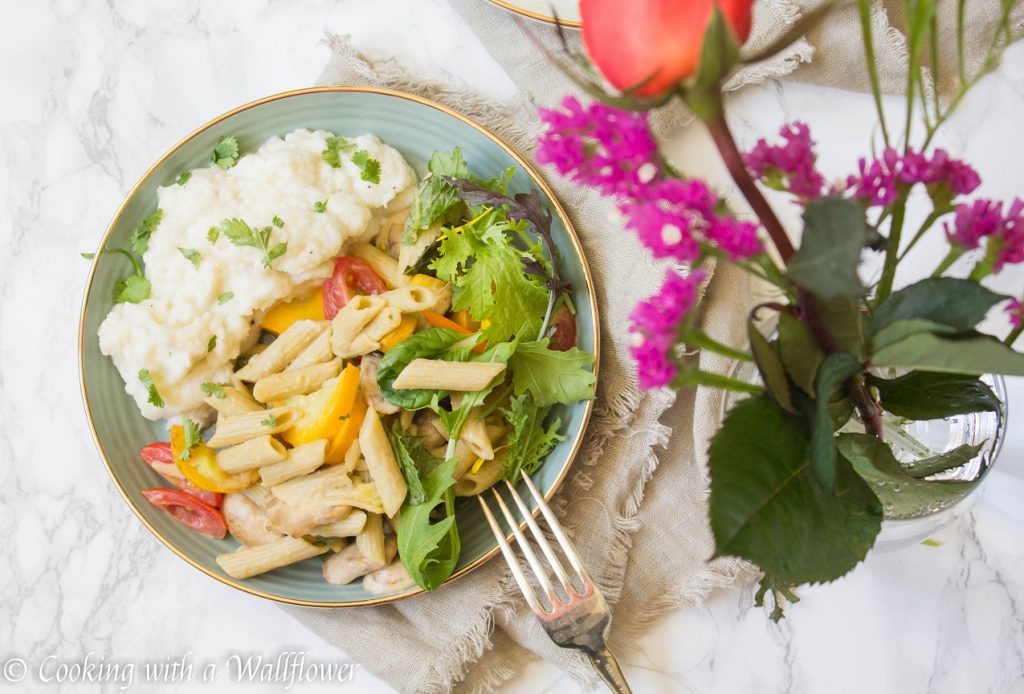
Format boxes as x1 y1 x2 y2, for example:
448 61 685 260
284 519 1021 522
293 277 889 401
706 218 762 261
630 269 705 389
744 122 826 200
537 96 660 198
993 198 1024 272
945 199 1003 250
847 147 981 206
1006 298 1023 329
926 149 982 197
847 154 899 206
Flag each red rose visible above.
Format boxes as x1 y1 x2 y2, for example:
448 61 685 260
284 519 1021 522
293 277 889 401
581 0 754 97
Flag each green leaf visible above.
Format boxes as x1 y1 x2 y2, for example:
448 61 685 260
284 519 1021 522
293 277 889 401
201 382 226 399
870 318 958 352
750 321 796 413
787 197 869 299
138 369 164 408
321 135 354 167
179 417 202 461
130 209 163 255
272 215 284 228
207 227 219 243
387 426 441 505
506 339 595 408
218 218 285 268
402 149 471 243
211 136 239 169
836 433 978 519
263 242 287 268
871 332 1024 376
903 442 986 478
695 5 741 88
818 297 866 360
175 171 192 186
709 396 882 584
398 457 460 590
314 199 328 213
869 371 1000 420
113 274 151 304
261 413 278 428
178 247 201 269
811 352 862 491
869 278 1005 335
377 328 469 410
776 313 824 397
352 149 381 184
217 291 233 305
501 394 563 483
207 335 217 352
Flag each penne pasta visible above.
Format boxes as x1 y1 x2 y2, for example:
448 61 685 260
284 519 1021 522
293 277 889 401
459 410 494 461
356 513 387 566
285 324 334 371
313 483 385 515
269 463 351 507
348 241 406 289
309 510 367 539
358 408 408 517
454 457 503 497
253 359 341 403
240 483 274 508
216 435 288 473
330 295 385 357
392 359 506 392
259 439 328 487
206 407 298 448
216 536 328 579
205 385 264 416
235 320 324 382
381 285 436 313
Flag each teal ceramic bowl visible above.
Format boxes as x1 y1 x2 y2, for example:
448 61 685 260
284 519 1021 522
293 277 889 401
79 87 598 606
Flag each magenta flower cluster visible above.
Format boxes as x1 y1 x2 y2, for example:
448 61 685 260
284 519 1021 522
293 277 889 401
744 122 826 200
1007 299 1023 329
629 269 706 389
846 147 981 207
947 197 1024 272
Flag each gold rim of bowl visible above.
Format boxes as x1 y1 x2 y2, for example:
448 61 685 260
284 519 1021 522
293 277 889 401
78 85 599 608
484 0 582 27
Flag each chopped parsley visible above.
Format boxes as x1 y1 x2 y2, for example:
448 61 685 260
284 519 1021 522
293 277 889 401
138 369 164 408
321 135 354 167
207 335 217 352
178 247 201 269
207 226 219 243
178 417 202 461
261 413 278 428
175 171 192 186
352 149 381 184
313 199 328 213
217 291 234 304
272 215 284 228
201 382 226 399
211 136 239 169
217 218 287 268
130 209 163 255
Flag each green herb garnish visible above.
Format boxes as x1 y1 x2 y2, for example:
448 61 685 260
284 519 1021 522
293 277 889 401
138 369 164 408
212 136 239 169
352 149 381 184
81 252 96 260
207 227 219 243
313 199 328 213
272 215 284 228
218 218 287 268
261 414 278 428
217 291 234 304
178 247 201 269
321 135 354 167
201 382 226 399
207 335 217 352
179 417 202 461
130 209 163 255
175 171 192 186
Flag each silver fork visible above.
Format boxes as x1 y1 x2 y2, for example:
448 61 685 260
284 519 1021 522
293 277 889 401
478 472 633 694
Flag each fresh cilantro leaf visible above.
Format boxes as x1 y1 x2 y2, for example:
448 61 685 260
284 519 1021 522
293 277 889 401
387 426 442 505
352 149 381 184
321 135 354 167
130 209 163 255
507 339 596 407
81 252 96 259
261 413 278 427
212 136 239 169
272 215 284 228
179 417 202 461
207 335 217 352
207 227 219 243
313 199 328 213
201 382 226 399
113 274 151 304
501 394 564 483
138 369 164 408
178 247 201 268
217 291 234 304
264 242 287 268
175 171 192 186
218 218 285 268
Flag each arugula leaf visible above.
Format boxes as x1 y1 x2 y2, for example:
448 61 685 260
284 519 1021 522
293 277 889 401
403 149 471 243
130 209 163 255
217 291 233 304
178 247 201 269
376 328 470 410
201 382 226 399
178 417 202 461
261 413 278 428
218 218 286 268
207 227 219 243
501 394 563 483
321 135 354 167
387 426 441 505
207 335 217 352
175 171 192 186
138 369 164 408
507 339 596 407
397 456 460 590
314 199 328 213
352 149 381 184
211 136 239 169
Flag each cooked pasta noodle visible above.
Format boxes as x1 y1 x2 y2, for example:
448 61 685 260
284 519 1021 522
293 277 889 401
216 537 329 579
259 439 328 487
252 359 341 402
206 407 298 448
216 435 288 473
235 320 324 382
356 512 387 565
358 408 408 517
392 359 506 391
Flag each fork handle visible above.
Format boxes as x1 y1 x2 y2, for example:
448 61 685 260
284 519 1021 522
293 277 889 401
588 646 632 694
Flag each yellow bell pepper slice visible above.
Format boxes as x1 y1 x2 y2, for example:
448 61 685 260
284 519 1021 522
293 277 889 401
325 389 368 464
379 315 417 353
170 425 258 493
281 363 360 446
409 274 447 291
261 288 326 334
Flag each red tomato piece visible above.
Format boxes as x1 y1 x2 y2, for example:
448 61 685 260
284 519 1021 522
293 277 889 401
141 488 227 539
322 257 387 319
140 442 174 466
548 306 578 352
139 442 223 507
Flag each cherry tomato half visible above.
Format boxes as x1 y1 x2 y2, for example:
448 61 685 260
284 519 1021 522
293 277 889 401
323 257 387 319
548 306 578 352
139 442 223 507
141 488 228 539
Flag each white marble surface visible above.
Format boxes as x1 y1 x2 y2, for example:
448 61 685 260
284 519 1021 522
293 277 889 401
1 1 1022 692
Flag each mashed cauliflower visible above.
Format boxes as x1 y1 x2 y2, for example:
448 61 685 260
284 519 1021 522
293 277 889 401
98 129 416 420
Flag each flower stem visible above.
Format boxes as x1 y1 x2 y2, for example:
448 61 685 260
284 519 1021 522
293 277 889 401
686 329 754 363
677 369 763 395
1007 326 1023 346
706 108 795 263
897 207 946 262
875 196 907 304
931 248 963 277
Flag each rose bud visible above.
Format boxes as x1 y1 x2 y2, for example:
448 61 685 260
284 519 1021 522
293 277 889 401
580 0 754 97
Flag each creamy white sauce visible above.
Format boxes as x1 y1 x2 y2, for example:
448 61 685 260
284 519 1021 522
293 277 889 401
98 129 416 420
